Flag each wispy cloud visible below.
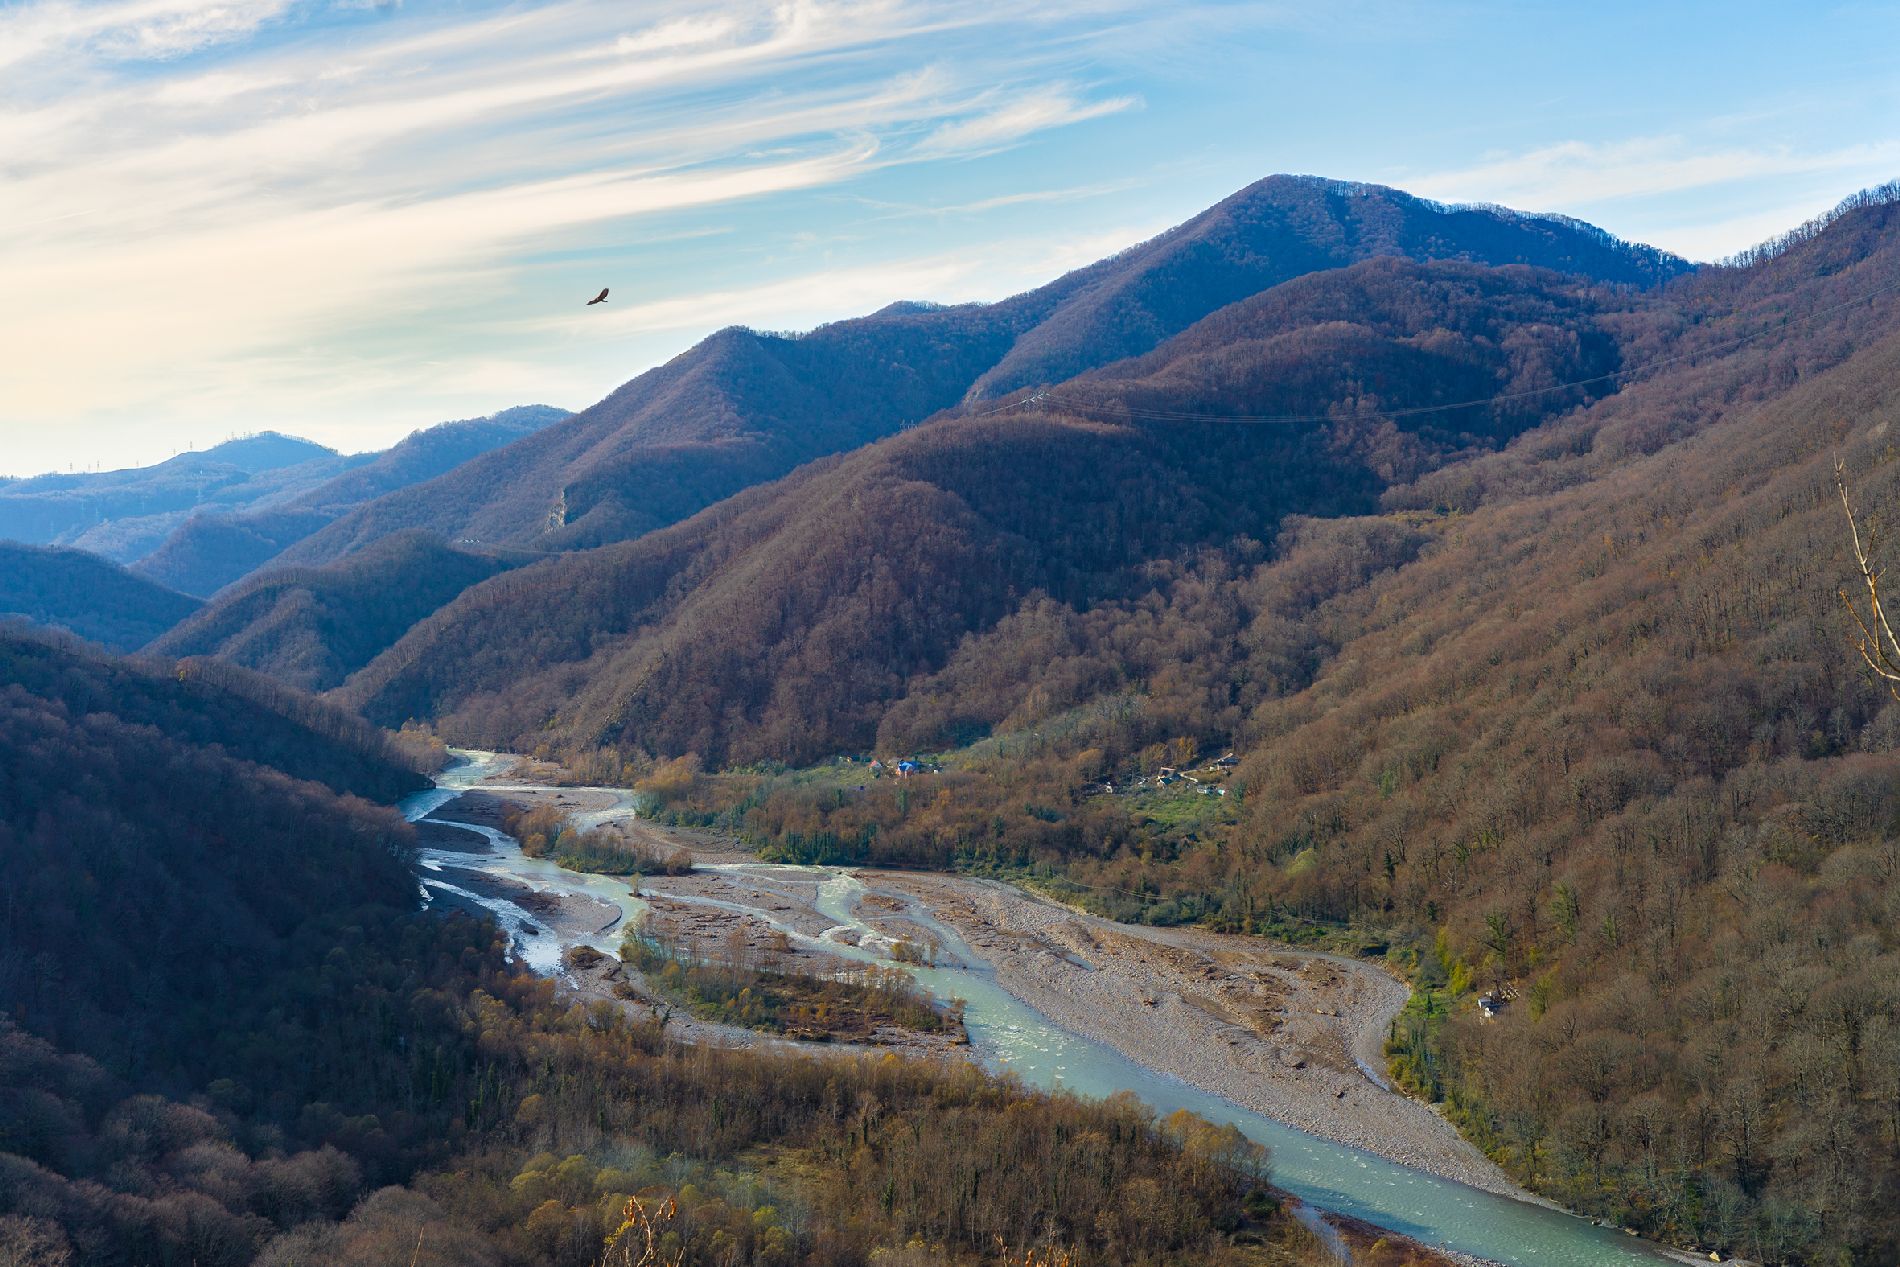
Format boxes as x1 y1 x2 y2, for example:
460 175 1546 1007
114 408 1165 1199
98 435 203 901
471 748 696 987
1407 135 1900 213
0 0 293 69
847 178 1140 220
513 216 1164 339
615 14 738 56
913 86 1140 157
0 0 1177 471
1398 134 1900 260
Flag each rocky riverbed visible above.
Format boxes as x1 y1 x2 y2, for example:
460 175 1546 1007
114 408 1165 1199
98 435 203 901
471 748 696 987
877 872 1529 1200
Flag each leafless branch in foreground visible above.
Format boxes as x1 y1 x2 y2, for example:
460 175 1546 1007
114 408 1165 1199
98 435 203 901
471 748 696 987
600 1194 683 1267
1836 457 1900 699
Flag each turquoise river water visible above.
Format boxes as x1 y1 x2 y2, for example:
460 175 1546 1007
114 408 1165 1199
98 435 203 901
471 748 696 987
401 753 1677 1267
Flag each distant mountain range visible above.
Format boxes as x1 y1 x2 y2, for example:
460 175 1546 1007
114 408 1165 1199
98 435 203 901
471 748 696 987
134 405 567 595
0 405 566 592
0 431 343 559
15 172 1900 1259
151 176 1693 705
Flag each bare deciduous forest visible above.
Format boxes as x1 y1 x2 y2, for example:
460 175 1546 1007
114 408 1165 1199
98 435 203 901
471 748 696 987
10 180 1900 1265
427 188 1900 1264
0 630 1330 1266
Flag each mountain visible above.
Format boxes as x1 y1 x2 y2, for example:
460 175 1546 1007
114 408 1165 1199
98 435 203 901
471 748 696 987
149 530 512 691
558 184 1900 1264
129 504 335 594
0 432 349 559
1210 188 1900 1262
134 405 567 595
319 181 1900 1262
961 174 1686 401
0 627 423 1073
0 409 564 585
0 625 464 1262
0 541 201 649
279 177 1689 572
335 256 1643 761
0 640 1293 1267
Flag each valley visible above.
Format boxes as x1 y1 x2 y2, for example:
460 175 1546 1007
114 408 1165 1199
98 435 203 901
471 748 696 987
14 3 1893 1261
8 172 1900 1265
407 749 1682 1267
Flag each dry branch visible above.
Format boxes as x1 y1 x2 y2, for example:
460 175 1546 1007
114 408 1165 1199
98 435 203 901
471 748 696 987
1835 458 1900 699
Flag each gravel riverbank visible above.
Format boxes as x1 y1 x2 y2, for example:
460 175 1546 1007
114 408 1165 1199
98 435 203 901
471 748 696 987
877 871 1531 1200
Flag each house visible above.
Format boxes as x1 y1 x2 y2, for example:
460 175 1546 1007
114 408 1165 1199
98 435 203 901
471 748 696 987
895 760 919 778
1207 753 1238 769
869 758 887 777
1477 994 1502 1020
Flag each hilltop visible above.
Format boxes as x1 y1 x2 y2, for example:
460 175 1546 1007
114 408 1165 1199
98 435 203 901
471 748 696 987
150 530 511 691
337 256 1645 762
0 431 343 559
135 405 566 595
0 541 202 650
0 407 563 591
280 176 1688 568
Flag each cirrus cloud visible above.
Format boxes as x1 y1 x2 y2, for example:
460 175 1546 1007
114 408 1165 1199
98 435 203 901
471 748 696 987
0 0 1169 472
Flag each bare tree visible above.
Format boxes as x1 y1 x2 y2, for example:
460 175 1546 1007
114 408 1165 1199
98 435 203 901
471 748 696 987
600 1194 682 1267
1836 459 1900 698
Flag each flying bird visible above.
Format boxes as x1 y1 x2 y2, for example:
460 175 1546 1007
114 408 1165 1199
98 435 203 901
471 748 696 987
586 287 609 306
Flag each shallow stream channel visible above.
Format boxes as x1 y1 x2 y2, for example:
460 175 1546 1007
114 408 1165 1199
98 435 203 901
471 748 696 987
401 752 1675 1267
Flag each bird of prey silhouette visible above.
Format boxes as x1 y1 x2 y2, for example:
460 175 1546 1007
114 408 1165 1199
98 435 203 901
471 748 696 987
586 287 609 306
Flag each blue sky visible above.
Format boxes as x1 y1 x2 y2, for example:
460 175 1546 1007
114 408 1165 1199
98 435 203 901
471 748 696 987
3 0 1897 476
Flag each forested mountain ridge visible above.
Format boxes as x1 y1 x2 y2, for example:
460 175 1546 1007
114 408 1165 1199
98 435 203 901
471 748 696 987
278 307 1034 563
335 258 1644 761
0 431 345 560
0 628 423 1068
1 626 422 802
0 633 1302 1266
0 541 201 649
0 628 454 1262
278 175 1688 572
1205 190 1900 1260
149 530 513 692
134 405 567 596
591 184 1900 1265
964 174 1688 400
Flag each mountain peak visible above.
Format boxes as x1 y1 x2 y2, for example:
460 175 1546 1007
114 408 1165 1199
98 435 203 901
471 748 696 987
191 431 338 474
269 175 1700 572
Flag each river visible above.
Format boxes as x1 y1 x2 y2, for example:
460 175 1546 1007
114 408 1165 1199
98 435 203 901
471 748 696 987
401 752 1679 1267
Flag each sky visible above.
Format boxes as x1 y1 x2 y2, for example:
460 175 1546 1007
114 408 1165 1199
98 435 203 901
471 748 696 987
3 0 1898 476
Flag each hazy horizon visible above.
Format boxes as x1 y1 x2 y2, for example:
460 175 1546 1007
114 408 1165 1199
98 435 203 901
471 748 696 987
5 0 1897 477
